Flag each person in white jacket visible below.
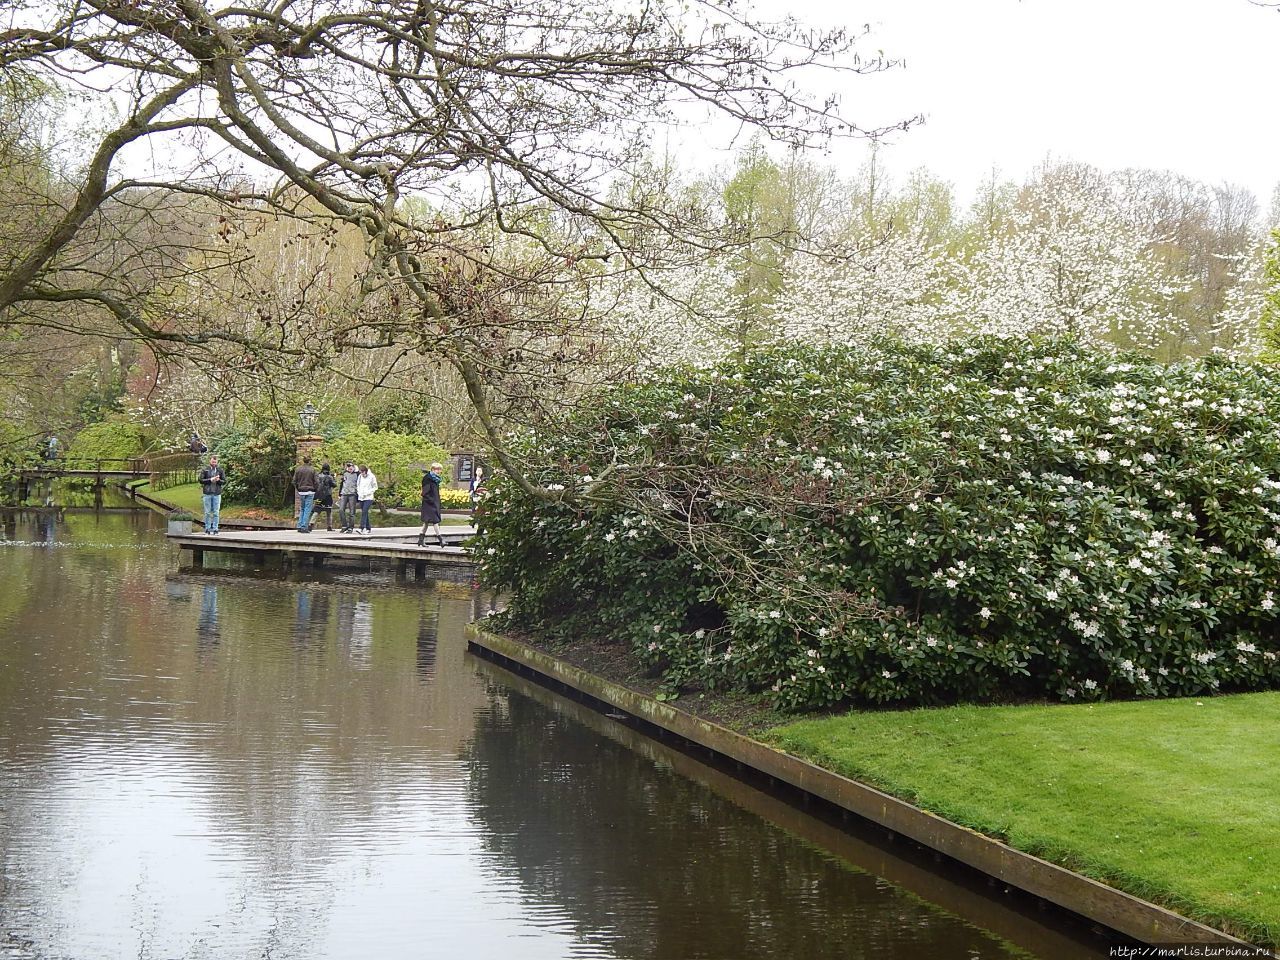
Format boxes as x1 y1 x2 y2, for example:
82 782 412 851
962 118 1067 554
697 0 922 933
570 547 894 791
355 465 378 534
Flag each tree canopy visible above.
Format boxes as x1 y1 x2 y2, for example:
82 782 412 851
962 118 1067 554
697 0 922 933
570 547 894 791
0 0 898 487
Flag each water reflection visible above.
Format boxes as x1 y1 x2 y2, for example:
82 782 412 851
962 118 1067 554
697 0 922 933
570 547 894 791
197 584 220 653
0 511 1103 960
462 682 1049 960
416 601 439 681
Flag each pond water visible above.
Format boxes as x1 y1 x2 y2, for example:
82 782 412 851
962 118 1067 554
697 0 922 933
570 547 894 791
0 509 1112 959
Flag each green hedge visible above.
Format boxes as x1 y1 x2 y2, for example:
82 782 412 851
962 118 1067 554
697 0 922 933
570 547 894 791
320 426 448 508
476 338 1280 710
64 417 149 465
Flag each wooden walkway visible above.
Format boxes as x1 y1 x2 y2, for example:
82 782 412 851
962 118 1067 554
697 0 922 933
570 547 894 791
167 524 477 575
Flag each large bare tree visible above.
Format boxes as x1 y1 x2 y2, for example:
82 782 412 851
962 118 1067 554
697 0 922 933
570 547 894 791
0 0 900 489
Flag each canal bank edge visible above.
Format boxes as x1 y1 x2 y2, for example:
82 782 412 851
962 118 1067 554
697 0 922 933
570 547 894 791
465 625 1268 955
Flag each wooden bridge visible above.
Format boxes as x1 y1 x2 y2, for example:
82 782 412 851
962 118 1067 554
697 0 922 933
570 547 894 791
167 524 477 577
19 457 150 479
17 453 198 503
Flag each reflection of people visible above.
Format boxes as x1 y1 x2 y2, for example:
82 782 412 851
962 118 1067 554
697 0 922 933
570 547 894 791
198 455 225 535
415 602 439 681
337 463 359 533
35 509 55 541
292 589 331 648
197 585 220 652
349 599 373 667
336 594 356 649
311 463 335 532
418 462 444 547
355 465 378 535
293 455 318 533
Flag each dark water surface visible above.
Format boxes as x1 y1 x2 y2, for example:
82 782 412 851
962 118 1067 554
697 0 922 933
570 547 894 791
0 509 1109 959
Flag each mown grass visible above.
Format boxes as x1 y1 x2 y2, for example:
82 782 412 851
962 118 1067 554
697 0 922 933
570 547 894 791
766 692 1280 947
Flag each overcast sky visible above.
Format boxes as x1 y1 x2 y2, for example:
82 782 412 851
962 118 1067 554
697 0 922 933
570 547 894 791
734 0 1280 210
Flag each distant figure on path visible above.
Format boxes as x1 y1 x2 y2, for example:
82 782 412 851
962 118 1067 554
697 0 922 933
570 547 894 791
293 455 319 533
198 454 225 535
337 462 359 533
418 462 444 547
44 435 59 461
311 462 336 532
469 466 485 515
355 464 378 535
188 432 207 455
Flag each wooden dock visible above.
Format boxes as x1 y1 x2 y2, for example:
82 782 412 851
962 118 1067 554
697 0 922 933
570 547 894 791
166 524 477 576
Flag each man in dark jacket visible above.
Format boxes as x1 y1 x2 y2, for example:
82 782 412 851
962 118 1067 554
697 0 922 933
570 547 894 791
309 462 336 532
293 456 319 533
198 455 226 535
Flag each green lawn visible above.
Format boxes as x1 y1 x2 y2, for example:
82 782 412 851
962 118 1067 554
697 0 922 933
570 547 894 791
154 481 205 512
766 693 1280 946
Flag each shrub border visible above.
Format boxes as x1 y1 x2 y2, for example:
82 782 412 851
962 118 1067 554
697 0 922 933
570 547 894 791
466 625 1265 952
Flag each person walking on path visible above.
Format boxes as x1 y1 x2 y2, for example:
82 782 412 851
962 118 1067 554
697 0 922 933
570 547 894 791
311 462 336 531
337 462 359 533
469 466 485 516
355 464 378 534
418 462 445 547
198 454 226 535
293 456 319 533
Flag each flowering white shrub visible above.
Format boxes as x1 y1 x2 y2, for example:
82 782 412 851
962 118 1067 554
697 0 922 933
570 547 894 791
476 338 1280 710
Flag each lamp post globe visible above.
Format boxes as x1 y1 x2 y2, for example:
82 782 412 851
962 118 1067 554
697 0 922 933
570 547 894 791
299 402 320 435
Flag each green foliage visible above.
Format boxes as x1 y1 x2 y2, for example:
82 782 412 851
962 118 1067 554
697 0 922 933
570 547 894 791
320 425 448 508
1259 229 1280 361
477 338 1280 711
0 418 39 477
365 393 435 433
65 417 149 465
209 426 295 506
69 366 125 425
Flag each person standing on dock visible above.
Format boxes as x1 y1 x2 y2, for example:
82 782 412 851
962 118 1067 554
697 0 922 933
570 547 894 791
311 462 336 532
198 455 225 535
337 462 359 533
355 464 378 535
418 462 444 547
293 456 319 533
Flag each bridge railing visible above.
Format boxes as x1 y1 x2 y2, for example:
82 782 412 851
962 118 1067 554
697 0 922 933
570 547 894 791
21 452 199 487
26 456 150 472
143 451 200 491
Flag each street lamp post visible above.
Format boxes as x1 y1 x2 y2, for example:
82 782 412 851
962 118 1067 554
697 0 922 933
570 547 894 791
299 402 320 435
295 402 323 521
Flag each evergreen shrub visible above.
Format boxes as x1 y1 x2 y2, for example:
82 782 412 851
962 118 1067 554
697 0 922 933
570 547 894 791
209 426 295 506
320 426 448 508
476 338 1280 710
65 418 150 466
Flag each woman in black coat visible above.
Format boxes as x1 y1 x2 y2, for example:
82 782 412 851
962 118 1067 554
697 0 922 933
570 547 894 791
418 462 444 546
